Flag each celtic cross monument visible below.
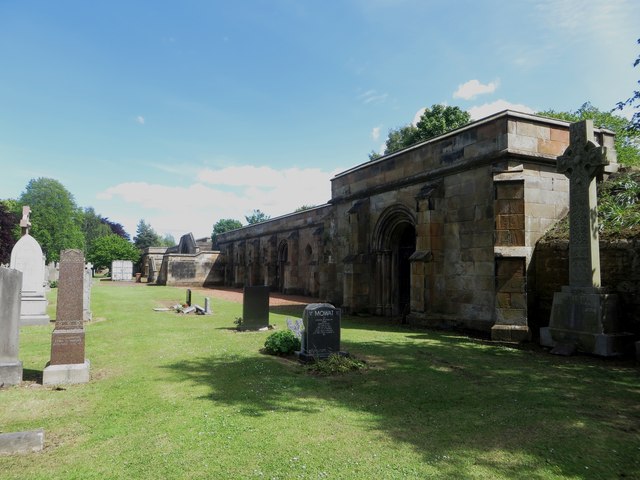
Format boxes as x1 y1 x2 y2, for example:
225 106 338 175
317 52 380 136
540 120 633 356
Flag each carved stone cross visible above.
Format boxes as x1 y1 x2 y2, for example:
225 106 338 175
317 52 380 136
19 205 31 236
557 120 610 288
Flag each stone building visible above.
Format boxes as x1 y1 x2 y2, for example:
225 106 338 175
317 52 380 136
214 110 618 341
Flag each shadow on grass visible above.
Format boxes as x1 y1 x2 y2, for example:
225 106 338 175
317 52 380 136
162 331 640 478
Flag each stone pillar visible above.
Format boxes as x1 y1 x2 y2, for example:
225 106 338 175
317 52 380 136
541 120 633 356
43 249 90 385
0 267 23 385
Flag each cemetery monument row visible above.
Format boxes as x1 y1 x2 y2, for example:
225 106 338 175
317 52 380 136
9 206 50 326
43 249 90 385
540 120 633 356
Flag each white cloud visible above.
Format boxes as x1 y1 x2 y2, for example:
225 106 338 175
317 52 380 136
412 107 426 126
96 165 343 239
358 89 389 104
371 126 381 141
468 100 535 120
453 79 499 100
136 116 145 125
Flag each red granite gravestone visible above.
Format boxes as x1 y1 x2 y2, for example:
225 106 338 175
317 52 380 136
50 249 86 365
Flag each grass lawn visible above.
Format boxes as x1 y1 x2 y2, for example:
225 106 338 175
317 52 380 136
1 280 639 479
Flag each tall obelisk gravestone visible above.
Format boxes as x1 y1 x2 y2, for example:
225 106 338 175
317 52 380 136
540 120 633 356
43 249 90 385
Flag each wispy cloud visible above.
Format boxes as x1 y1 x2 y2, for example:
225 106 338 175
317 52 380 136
371 126 381 141
468 100 535 120
453 79 499 100
96 165 343 239
136 115 145 125
358 89 389 105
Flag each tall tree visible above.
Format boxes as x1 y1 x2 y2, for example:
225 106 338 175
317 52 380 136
81 207 113 255
211 218 243 248
133 219 162 250
539 102 640 167
245 209 270 225
369 104 471 160
101 218 130 241
87 234 140 271
0 201 19 264
18 178 85 262
615 38 640 130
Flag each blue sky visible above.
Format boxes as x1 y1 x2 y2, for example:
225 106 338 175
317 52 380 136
1 0 639 240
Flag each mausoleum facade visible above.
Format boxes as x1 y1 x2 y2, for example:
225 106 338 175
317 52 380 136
162 111 619 341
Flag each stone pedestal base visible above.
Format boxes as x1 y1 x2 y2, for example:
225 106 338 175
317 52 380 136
42 359 90 385
20 294 50 326
0 361 23 386
491 325 531 342
541 286 634 356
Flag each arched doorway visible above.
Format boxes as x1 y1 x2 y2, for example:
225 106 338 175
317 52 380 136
276 241 288 292
373 206 416 318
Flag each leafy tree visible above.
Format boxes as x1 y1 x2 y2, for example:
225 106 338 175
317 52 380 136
18 178 85 262
133 219 162 250
369 104 471 160
245 209 270 225
87 234 140 271
538 102 640 166
159 234 176 247
81 207 113 254
211 218 243 248
615 38 640 131
294 205 316 212
101 217 130 241
0 202 19 264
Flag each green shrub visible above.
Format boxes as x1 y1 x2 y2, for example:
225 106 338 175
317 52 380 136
306 353 367 375
49 280 58 289
263 330 300 355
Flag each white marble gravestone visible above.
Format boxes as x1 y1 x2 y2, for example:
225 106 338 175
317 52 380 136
9 207 50 326
83 263 92 322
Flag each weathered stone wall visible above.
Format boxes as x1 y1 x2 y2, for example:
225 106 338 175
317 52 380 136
216 205 333 298
155 251 222 287
532 239 640 336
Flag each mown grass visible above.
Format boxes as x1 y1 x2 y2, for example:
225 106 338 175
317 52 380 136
1 281 639 479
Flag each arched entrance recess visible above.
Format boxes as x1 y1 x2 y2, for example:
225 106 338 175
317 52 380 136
276 241 288 292
372 205 416 318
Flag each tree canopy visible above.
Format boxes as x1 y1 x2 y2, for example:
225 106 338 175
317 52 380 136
245 209 270 225
538 102 640 167
615 38 640 131
133 219 162 250
18 178 85 262
87 234 140 271
369 104 471 160
211 218 243 248
0 201 19 264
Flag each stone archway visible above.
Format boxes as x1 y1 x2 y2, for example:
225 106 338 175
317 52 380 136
276 241 288 292
373 206 416 318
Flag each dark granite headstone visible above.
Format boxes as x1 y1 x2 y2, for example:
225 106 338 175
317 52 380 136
50 249 86 366
186 289 192 307
241 286 270 330
297 303 343 362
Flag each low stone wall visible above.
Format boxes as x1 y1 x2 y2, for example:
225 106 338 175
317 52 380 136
155 251 223 287
532 238 640 336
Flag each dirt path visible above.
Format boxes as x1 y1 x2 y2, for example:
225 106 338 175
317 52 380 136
180 285 319 307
